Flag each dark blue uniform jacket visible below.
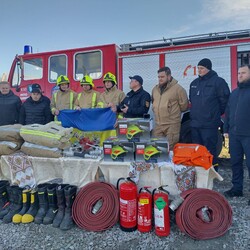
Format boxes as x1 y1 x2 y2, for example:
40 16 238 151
189 70 230 128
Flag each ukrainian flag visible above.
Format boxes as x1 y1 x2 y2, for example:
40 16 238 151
58 108 117 145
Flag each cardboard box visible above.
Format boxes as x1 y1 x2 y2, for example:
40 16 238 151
103 138 135 162
135 138 169 163
117 118 153 142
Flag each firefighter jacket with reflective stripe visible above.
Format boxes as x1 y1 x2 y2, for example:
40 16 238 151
75 90 100 108
97 87 125 108
19 96 53 125
152 78 188 125
224 79 250 136
50 90 77 114
189 70 230 128
0 90 22 126
117 87 151 118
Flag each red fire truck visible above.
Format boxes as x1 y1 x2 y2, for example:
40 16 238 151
7 29 250 152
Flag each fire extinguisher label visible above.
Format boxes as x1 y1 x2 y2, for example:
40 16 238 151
154 207 164 227
120 198 136 222
139 198 149 204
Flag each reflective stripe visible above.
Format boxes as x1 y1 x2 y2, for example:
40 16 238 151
54 92 74 109
91 93 96 108
20 129 61 140
97 101 104 108
77 92 97 108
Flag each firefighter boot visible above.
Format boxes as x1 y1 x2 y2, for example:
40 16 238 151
60 185 77 230
43 183 58 225
0 180 10 219
2 186 23 223
12 188 31 223
52 184 69 228
34 183 49 224
21 190 39 223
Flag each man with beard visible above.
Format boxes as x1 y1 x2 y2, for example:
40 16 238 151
0 81 21 126
224 65 250 201
152 67 188 150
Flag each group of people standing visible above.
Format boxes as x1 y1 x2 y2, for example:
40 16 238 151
1 58 250 204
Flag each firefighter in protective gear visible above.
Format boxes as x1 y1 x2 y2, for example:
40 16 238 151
74 75 100 109
97 72 125 108
50 75 77 117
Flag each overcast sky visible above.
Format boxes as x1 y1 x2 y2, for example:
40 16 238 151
1 0 250 77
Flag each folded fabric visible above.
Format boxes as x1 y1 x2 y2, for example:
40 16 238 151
58 108 116 131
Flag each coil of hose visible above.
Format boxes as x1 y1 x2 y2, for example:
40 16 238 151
175 188 233 240
72 182 119 232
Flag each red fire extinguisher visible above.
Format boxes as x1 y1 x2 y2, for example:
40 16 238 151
137 186 152 233
153 186 170 237
117 177 137 232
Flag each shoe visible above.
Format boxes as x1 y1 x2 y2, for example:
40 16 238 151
224 188 243 198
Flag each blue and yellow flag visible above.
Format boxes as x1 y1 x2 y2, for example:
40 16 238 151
57 108 117 145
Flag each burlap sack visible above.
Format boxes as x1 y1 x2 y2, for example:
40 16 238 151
0 124 23 141
21 142 62 158
20 123 73 149
0 140 23 155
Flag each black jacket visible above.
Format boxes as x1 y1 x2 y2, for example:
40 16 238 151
117 87 151 118
0 90 22 126
224 79 250 136
19 96 53 125
189 70 230 128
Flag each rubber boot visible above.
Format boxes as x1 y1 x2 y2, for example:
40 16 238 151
0 180 10 219
43 183 58 225
2 186 23 223
60 185 77 230
52 184 69 228
34 183 50 224
12 188 31 223
22 190 39 223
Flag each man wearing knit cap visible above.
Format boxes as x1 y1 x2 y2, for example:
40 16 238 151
189 58 230 171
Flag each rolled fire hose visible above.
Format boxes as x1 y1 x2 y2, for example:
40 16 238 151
72 182 119 232
175 188 233 240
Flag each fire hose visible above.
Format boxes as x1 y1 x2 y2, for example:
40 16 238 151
72 182 119 232
175 188 233 240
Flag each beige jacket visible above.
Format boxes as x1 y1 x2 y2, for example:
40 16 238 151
152 78 188 125
97 87 125 107
75 90 100 108
51 90 77 114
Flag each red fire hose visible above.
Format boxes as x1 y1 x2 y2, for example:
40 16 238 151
72 182 119 232
175 188 233 240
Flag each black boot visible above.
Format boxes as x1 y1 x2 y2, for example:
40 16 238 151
60 185 77 230
52 184 69 228
0 180 10 219
43 184 58 225
12 188 31 224
22 189 39 223
3 186 23 223
34 183 50 224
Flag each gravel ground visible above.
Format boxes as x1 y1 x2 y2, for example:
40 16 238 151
0 157 250 250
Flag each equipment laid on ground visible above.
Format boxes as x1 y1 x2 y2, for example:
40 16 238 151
72 182 119 232
153 186 170 237
137 187 152 233
117 177 137 232
175 188 233 240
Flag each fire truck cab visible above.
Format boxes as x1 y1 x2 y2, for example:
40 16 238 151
7 29 250 154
